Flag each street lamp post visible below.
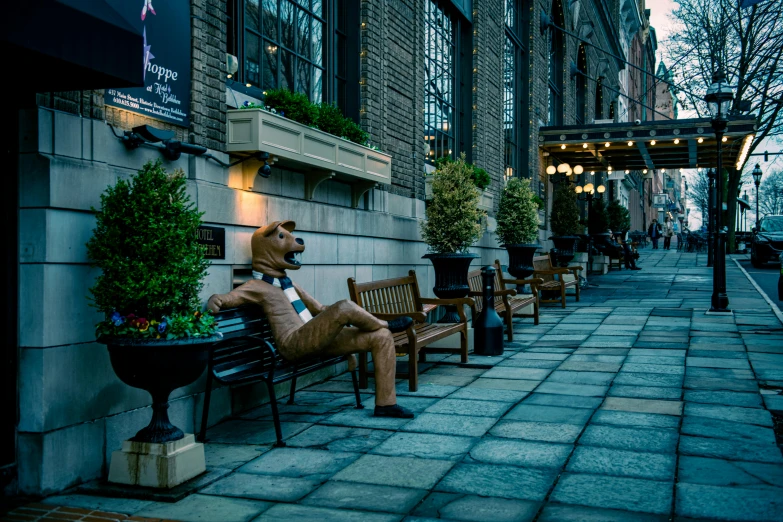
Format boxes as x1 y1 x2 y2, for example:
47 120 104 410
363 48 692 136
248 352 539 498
705 66 734 313
752 164 763 229
707 168 716 267
575 183 606 273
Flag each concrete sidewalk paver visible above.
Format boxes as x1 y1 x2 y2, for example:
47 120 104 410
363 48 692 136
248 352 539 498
35 250 783 522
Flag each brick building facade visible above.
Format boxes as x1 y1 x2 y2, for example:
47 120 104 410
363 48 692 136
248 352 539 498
8 0 660 496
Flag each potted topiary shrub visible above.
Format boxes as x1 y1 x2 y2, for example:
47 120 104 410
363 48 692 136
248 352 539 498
88 160 220 446
588 197 613 253
549 183 581 266
607 199 632 240
421 153 482 322
496 177 540 281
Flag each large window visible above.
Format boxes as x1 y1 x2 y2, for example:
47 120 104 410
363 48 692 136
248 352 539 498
547 0 564 125
504 0 528 179
424 0 471 164
231 0 359 118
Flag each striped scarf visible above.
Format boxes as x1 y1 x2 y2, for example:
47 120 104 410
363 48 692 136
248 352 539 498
252 270 313 324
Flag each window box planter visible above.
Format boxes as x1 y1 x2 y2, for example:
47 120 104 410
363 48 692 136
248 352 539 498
425 175 494 211
227 108 391 207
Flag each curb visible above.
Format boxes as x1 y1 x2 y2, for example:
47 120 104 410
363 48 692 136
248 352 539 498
733 258 783 327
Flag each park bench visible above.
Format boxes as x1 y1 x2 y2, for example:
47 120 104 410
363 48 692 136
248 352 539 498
532 254 582 308
199 306 362 447
348 270 473 392
467 265 542 342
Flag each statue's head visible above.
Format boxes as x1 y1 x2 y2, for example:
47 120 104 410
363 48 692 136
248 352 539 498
251 221 304 277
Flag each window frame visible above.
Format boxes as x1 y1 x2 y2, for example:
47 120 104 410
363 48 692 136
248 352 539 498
503 0 529 179
424 0 473 165
228 0 359 121
547 0 564 126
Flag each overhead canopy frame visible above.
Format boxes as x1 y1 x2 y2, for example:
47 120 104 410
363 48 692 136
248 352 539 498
539 117 758 173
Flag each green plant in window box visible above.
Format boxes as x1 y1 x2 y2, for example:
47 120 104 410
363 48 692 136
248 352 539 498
87 160 218 341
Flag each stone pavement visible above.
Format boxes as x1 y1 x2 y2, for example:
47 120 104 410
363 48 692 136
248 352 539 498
35 249 783 522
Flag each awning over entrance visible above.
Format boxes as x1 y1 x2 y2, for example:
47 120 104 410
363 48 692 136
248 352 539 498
2 0 144 92
539 117 757 173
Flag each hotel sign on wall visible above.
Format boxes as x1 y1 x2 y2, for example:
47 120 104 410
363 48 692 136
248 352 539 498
104 0 191 126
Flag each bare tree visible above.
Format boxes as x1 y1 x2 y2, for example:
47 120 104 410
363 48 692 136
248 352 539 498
664 0 783 249
757 170 783 218
688 169 711 227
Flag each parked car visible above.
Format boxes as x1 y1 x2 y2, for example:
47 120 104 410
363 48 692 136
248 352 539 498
751 215 783 267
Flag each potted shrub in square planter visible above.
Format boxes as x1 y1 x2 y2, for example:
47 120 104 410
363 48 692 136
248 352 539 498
421 154 482 322
88 160 220 445
496 177 540 282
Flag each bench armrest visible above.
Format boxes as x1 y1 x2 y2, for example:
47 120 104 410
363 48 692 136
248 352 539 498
468 289 517 298
420 297 476 322
501 277 545 287
371 312 429 323
533 269 569 275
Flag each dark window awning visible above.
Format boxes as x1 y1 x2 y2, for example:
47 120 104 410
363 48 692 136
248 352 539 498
2 0 144 92
539 117 758 173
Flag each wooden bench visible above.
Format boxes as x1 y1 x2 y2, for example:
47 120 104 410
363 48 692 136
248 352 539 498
199 306 362 447
467 266 542 342
348 270 474 392
533 254 582 308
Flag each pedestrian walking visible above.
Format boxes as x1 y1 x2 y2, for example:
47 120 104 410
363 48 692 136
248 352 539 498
648 219 662 249
663 217 674 250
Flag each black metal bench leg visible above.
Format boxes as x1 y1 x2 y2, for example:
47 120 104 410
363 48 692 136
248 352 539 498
287 376 297 405
351 370 364 409
266 379 286 447
198 367 214 443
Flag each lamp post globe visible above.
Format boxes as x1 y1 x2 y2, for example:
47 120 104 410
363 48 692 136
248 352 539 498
705 65 734 313
752 163 763 229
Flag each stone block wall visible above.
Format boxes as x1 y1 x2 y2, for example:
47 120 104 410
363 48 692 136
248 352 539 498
16 108 505 495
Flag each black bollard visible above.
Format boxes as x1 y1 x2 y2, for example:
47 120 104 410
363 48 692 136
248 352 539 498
474 266 505 356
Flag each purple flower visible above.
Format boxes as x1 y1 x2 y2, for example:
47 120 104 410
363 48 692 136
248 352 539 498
279 110 285 117
243 100 249 107
113 318 124 326
110 311 122 322
158 322 167 333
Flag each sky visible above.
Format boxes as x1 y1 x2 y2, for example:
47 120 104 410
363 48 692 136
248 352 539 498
647 0 782 228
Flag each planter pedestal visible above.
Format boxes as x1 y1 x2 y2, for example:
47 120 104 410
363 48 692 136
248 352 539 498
566 252 588 293
591 255 609 275
109 434 205 488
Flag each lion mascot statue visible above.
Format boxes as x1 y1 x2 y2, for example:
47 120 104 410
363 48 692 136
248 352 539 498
207 221 414 418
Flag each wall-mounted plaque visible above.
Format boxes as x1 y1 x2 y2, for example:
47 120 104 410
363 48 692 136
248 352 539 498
196 226 225 260
104 0 191 126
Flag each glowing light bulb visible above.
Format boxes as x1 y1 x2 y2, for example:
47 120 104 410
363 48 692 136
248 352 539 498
650 140 656 146
561 144 566 149
643 169 648 174
608 166 613 171
575 186 583 194
628 141 633 146
625 170 630 174
722 136 728 142
574 165 584 175
698 137 704 143
546 165 557 175
597 185 606 193
674 139 680 144
584 183 594 192
583 143 588 148
605 142 611 147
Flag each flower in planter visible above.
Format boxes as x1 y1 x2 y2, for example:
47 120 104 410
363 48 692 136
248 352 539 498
87 160 218 341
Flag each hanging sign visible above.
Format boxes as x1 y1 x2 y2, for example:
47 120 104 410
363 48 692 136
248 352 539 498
104 0 191 126
653 193 669 209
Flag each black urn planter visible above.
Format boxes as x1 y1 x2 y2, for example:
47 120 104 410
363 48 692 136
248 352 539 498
102 336 218 443
549 236 579 267
504 244 541 280
423 252 478 323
